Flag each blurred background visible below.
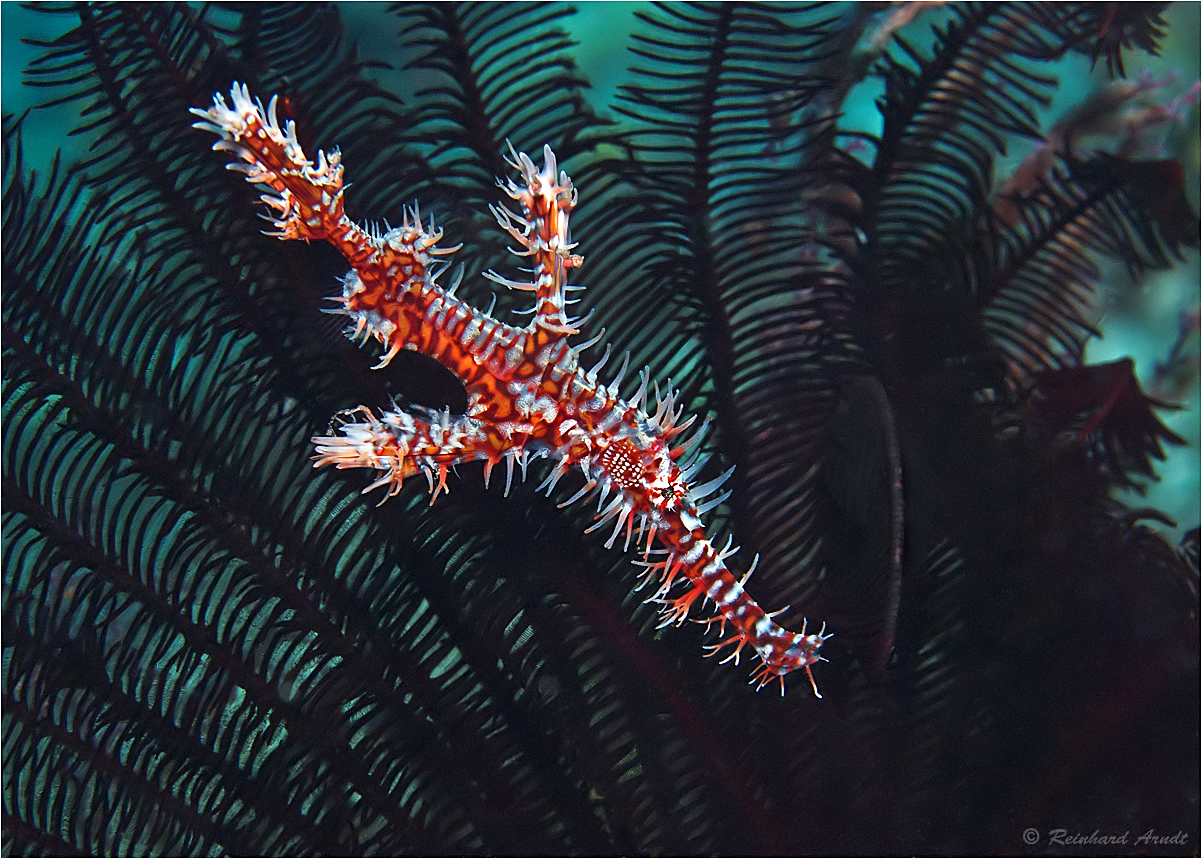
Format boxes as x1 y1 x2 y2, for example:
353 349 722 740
4 1 1198 533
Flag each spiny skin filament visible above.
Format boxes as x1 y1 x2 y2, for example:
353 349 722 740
192 83 830 696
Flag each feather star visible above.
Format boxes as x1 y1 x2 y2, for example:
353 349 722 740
191 83 829 696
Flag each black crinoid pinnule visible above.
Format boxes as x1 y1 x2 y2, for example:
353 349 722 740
3 2 1198 855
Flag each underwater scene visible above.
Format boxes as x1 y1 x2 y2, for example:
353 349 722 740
2 2 1199 855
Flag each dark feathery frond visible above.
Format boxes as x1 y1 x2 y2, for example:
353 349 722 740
3 2 1198 855
389 0 610 317
19 2 430 413
588 2 850 625
1054 1 1171 77
1028 358 1185 484
0 124 675 855
4 9 635 853
852 3 1068 294
4 121 496 855
394 1 605 180
215 2 431 220
981 154 1199 386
